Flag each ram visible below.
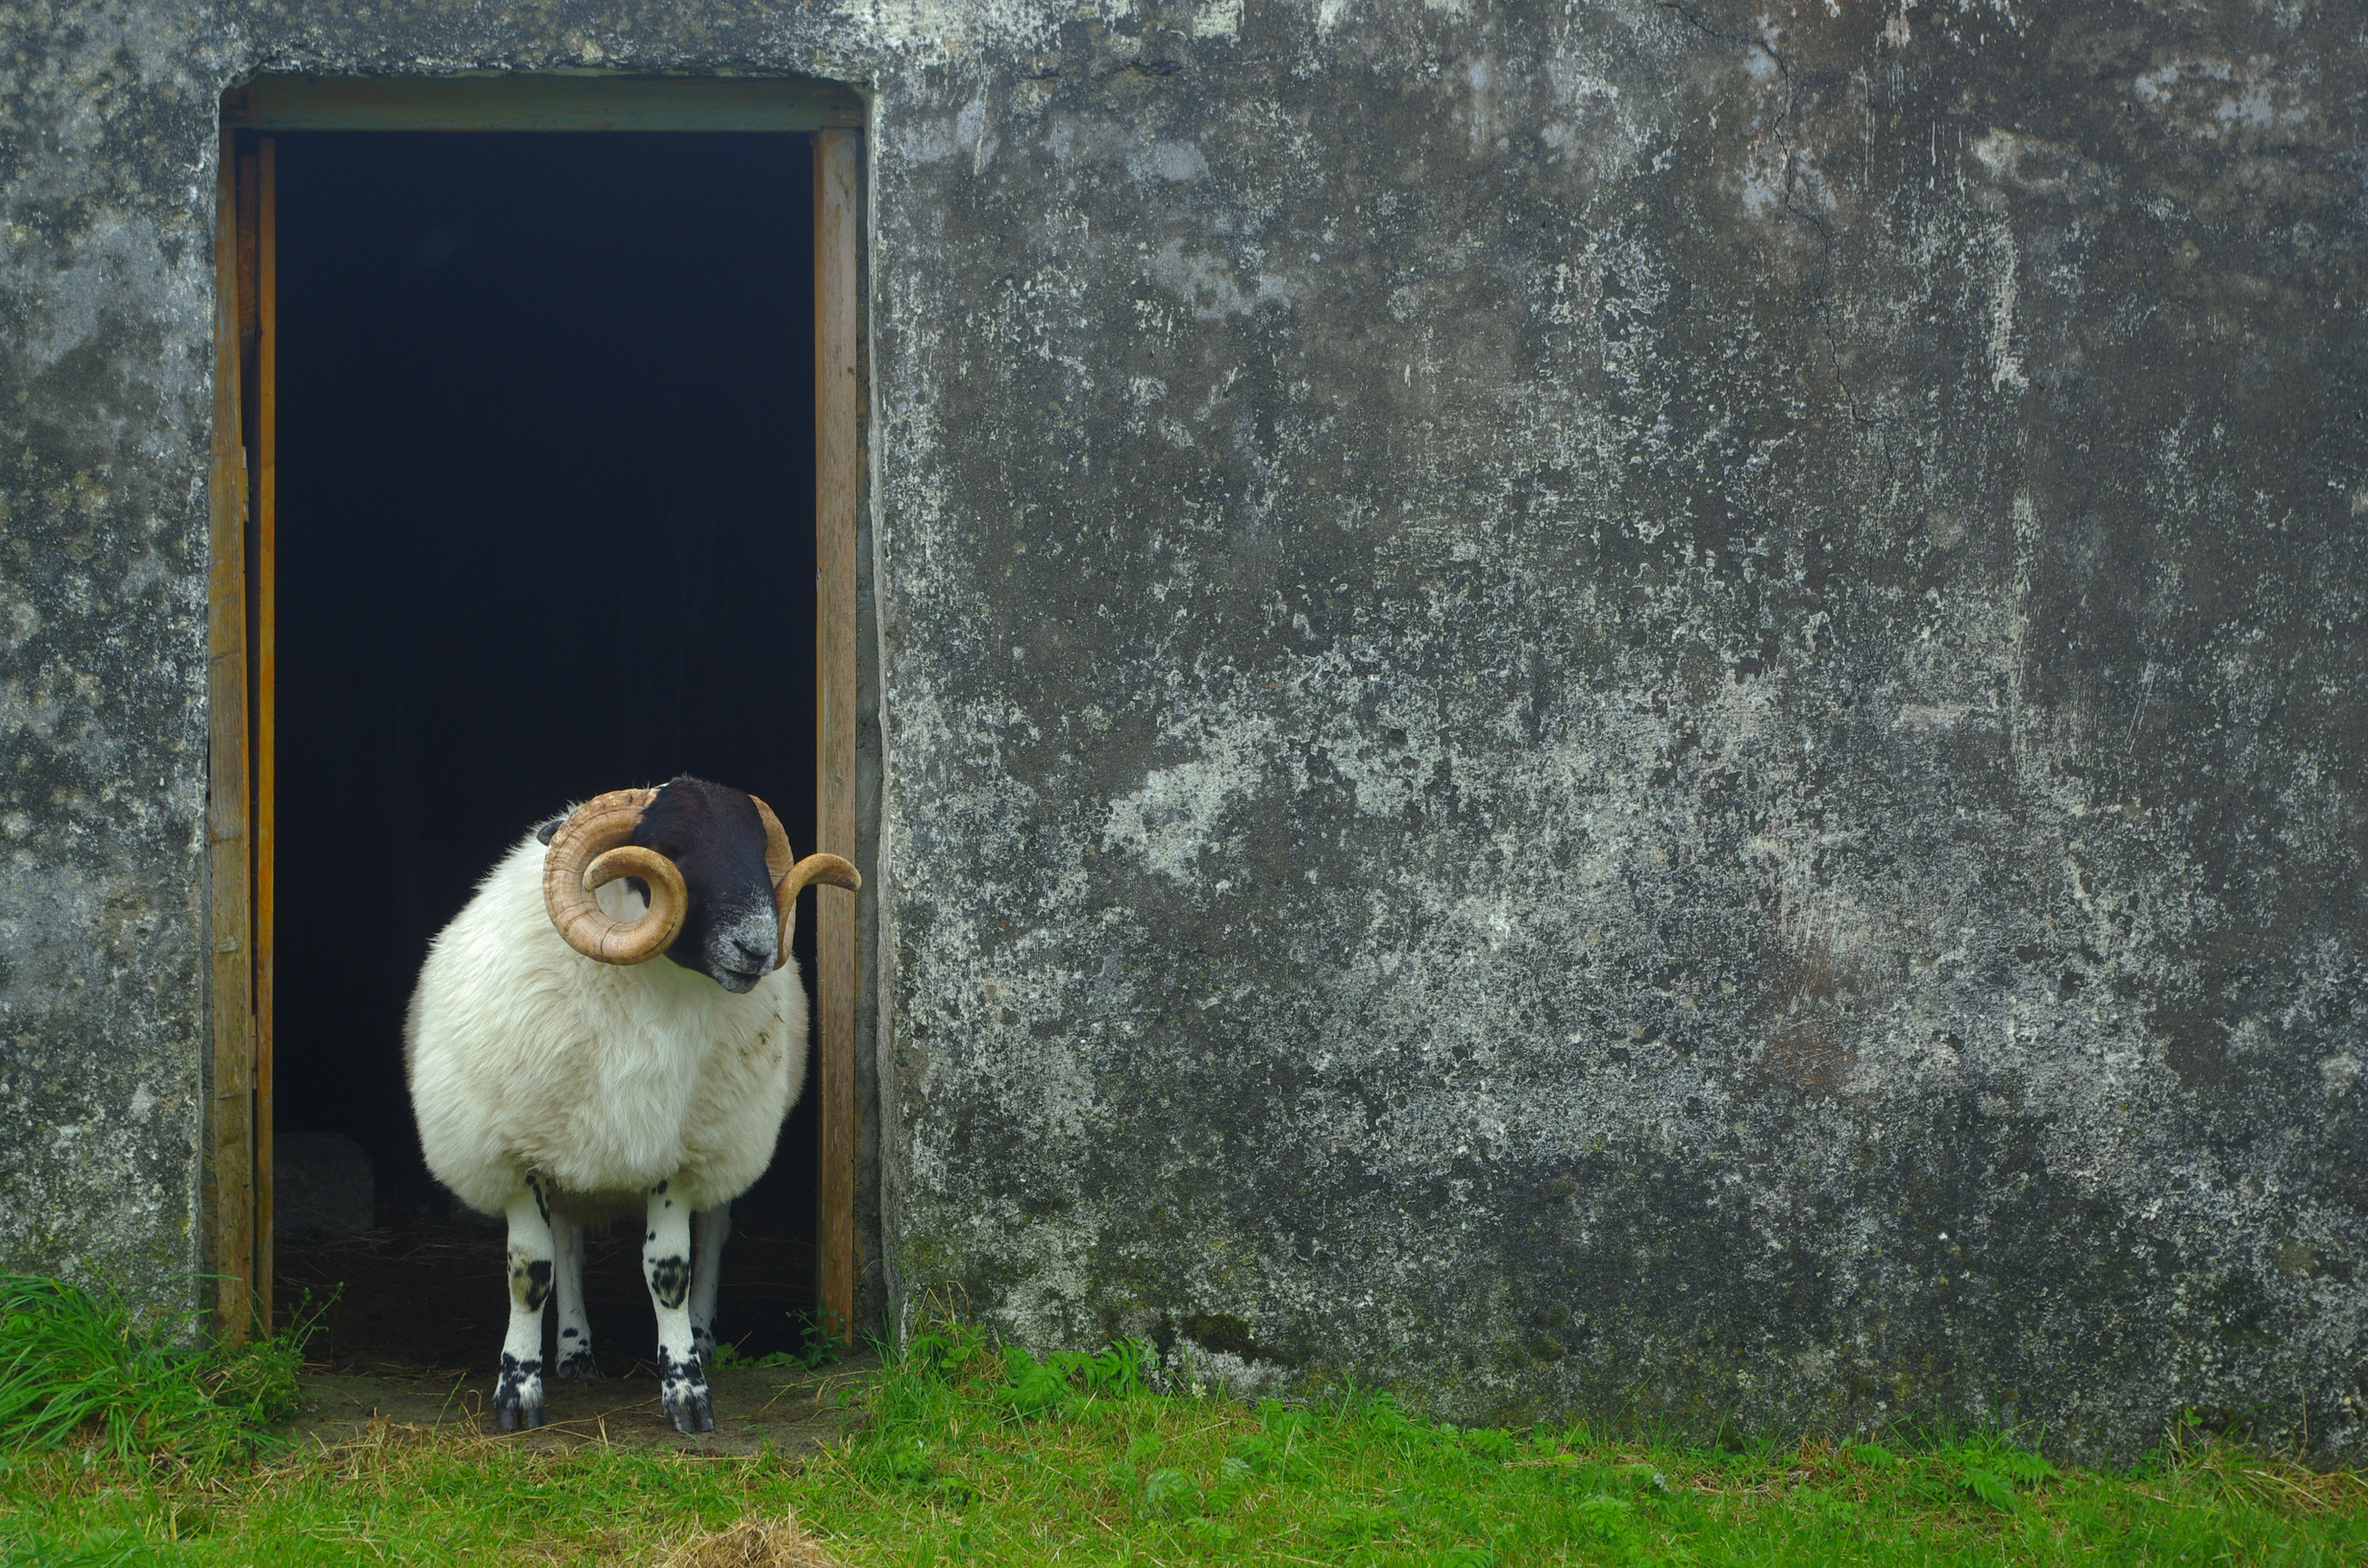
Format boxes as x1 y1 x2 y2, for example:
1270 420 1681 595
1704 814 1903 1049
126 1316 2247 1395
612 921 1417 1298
405 776 858 1433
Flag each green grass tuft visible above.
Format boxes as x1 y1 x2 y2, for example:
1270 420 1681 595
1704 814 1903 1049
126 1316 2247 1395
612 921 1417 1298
0 1276 314 1474
707 1309 853 1375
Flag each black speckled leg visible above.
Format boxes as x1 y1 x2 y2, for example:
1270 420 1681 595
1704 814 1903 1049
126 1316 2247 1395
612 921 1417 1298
552 1215 601 1380
494 1181 554 1430
688 1201 730 1369
646 1180 711 1433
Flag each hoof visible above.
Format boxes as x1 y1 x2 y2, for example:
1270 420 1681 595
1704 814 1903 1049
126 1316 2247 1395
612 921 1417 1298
497 1400 548 1433
494 1353 544 1431
658 1346 714 1433
555 1349 603 1381
663 1383 716 1433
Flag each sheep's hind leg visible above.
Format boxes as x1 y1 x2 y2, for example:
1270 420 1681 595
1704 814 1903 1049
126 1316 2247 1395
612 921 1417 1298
496 1180 555 1431
643 1180 712 1433
688 1202 729 1369
552 1215 600 1380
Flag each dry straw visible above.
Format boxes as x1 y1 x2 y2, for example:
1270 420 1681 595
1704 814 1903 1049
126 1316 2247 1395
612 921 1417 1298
656 1512 838 1568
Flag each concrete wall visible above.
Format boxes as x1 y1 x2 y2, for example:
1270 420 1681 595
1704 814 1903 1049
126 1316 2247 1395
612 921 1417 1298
3 0 2361 1458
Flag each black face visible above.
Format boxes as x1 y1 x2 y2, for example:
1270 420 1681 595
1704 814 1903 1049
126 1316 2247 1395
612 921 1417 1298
627 776 779 993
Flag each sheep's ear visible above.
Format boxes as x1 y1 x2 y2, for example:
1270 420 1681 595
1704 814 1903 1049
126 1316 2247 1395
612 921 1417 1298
534 816 567 846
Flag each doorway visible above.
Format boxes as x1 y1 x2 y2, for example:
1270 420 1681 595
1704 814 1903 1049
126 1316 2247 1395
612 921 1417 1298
206 79 866 1366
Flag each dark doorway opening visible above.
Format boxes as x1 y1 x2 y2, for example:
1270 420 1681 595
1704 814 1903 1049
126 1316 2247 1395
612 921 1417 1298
270 132 820 1369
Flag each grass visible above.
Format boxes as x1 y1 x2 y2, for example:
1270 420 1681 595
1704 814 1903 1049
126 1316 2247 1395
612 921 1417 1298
0 1293 2362 1565
0 1276 308 1476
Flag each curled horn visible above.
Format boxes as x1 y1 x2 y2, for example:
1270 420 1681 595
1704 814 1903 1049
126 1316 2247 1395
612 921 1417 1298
542 789 688 965
749 794 861 969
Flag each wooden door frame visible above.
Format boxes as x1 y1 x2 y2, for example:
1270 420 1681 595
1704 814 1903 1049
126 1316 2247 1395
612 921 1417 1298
210 78 868 1344
205 121 256 1346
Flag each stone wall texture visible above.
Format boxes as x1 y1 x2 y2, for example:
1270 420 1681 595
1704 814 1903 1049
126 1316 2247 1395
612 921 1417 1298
3 0 2361 1460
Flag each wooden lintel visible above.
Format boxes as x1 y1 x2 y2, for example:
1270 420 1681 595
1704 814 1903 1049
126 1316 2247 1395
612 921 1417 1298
224 73 864 133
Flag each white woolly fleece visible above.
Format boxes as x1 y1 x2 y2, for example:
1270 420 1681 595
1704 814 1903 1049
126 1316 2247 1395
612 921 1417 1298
405 832 807 1218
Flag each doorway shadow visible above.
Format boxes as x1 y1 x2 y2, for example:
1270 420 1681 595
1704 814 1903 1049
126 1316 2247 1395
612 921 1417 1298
270 131 821 1367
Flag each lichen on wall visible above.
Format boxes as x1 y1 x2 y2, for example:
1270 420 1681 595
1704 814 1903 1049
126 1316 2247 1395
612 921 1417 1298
1 0 2361 1458
865 0 2368 1459
0 0 226 1301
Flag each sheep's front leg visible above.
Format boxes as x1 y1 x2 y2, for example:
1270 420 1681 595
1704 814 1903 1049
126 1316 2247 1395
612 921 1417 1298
644 1180 711 1433
496 1180 555 1431
552 1216 600 1380
689 1202 730 1368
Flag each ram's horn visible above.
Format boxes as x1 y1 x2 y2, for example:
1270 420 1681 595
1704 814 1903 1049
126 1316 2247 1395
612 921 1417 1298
750 794 862 969
750 794 797 892
542 789 688 965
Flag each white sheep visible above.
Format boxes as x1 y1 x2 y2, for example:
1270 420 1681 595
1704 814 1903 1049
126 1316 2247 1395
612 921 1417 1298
405 776 857 1432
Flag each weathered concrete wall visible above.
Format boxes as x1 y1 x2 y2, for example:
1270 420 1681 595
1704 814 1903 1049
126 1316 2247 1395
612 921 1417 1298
3 0 2361 1458
0 0 224 1295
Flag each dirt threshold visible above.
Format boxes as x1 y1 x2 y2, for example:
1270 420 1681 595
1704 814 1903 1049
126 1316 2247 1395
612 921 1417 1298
280 1353 879 1458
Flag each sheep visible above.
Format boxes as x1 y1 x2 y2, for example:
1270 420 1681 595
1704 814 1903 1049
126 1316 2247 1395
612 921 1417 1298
405 776 858 1433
